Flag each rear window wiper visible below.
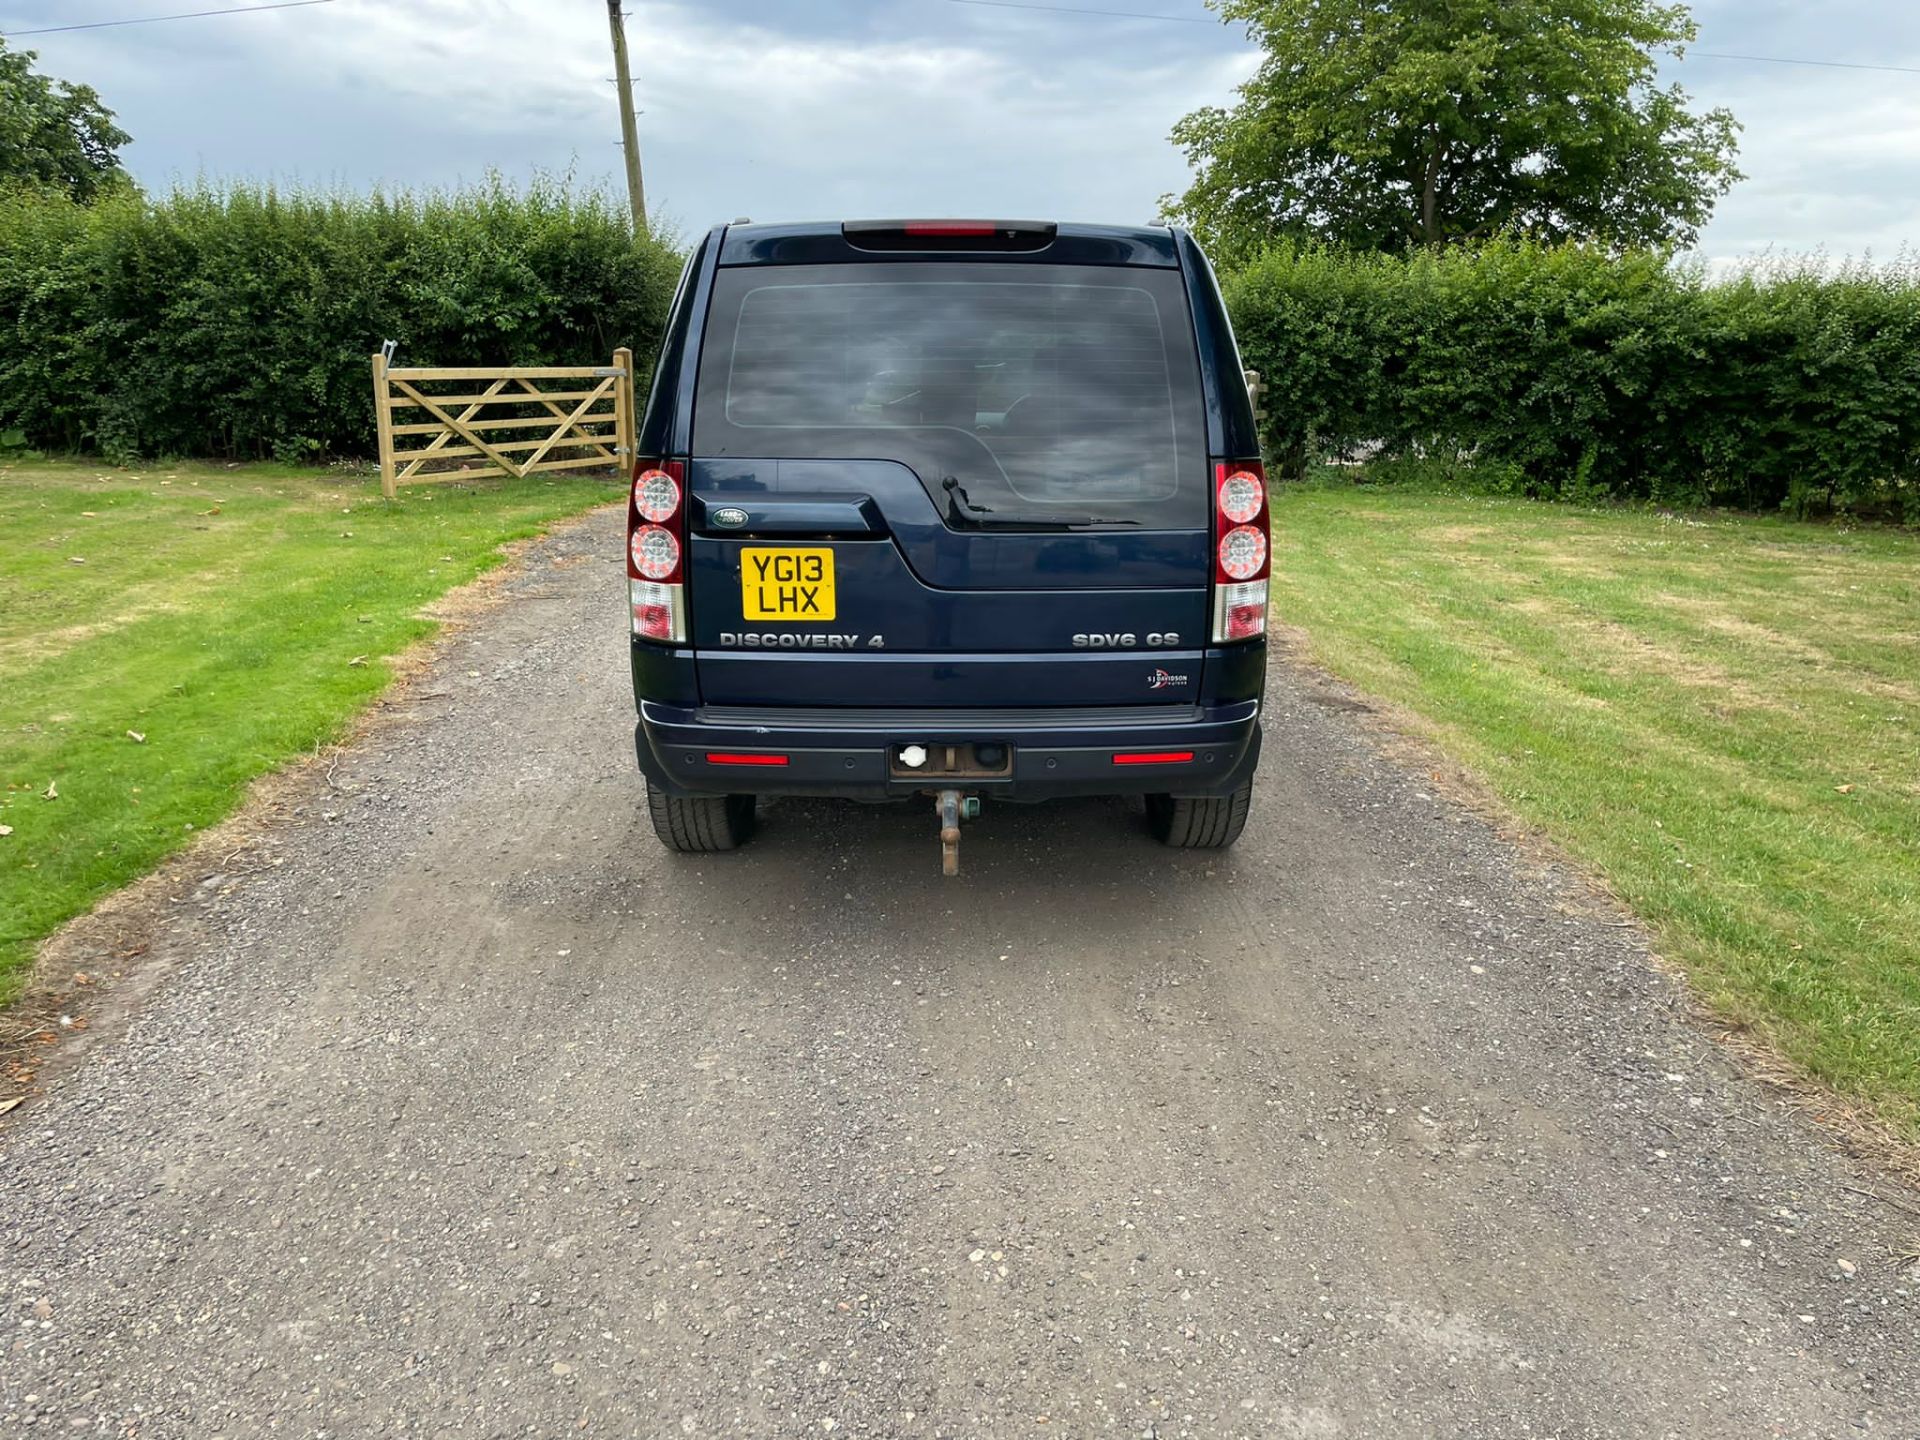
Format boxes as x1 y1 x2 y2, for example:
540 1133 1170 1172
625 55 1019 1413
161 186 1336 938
942 474 993 521
962 514 1142 530
942 474 1139 530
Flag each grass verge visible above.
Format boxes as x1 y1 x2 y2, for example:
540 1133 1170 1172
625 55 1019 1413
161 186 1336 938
0 459 614 1001
1269 487 1920 1139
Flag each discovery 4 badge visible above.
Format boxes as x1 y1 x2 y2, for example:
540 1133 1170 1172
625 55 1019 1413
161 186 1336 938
719 633 885 649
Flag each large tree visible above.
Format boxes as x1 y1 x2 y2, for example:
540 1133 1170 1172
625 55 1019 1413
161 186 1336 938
1165 0 1740 257
0 38 131 202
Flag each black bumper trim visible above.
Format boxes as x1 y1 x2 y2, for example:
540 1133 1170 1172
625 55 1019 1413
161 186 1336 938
634 701 1260 803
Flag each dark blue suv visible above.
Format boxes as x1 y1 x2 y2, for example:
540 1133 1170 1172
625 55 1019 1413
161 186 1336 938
627 219 1267 871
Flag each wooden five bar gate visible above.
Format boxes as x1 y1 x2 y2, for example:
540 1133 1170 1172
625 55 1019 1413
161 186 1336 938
371 348 634 499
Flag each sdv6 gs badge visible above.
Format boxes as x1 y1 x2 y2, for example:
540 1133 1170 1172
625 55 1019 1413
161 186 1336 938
1072 632 1181 647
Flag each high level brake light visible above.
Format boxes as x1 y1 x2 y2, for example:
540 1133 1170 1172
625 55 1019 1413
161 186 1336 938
1211 459 1270 643
628 458 688 644
841 219 1057 253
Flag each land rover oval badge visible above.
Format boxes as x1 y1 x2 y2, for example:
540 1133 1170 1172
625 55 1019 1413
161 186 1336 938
712 506 748 529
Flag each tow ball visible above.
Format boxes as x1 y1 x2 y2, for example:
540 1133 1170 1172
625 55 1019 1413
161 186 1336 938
934 788 982 876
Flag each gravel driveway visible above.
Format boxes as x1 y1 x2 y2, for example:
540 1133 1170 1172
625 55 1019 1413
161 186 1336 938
4 507 1917 1439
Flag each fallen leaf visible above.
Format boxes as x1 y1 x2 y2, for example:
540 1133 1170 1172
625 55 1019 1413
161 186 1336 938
200 506 221 516
1835 784 1854 794
348 655 368 667
42 780 57 800
126 730 146 744
0 1098 22 1117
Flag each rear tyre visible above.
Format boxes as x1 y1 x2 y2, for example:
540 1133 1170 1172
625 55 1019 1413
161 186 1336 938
1146 782 1252 849
646 785 756 853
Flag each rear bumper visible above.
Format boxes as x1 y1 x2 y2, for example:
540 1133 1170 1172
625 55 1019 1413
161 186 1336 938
634 699 1261 802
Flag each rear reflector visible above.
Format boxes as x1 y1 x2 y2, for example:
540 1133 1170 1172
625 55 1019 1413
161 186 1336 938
1112 751 1195 766
705 752 789 767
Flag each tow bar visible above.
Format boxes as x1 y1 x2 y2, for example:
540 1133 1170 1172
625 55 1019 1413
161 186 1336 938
934 788 981 876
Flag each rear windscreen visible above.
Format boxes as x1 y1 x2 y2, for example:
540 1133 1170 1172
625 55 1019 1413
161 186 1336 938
693 262 1207 530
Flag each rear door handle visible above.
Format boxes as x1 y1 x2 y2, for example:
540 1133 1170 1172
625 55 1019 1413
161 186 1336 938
693 493 887 538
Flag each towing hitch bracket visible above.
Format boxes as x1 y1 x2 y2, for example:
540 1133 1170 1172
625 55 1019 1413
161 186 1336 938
934 788 980 876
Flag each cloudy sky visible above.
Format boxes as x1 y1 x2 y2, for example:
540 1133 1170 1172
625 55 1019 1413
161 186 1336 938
4 0 1917 261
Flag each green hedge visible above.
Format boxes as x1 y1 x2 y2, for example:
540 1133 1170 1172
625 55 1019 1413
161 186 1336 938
8 192 1914 518
0 178 683 463
1224 240 1920 518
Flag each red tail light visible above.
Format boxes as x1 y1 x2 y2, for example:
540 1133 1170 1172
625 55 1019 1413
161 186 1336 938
628 458 688 643
633 468 680 523
1212 459 1269 643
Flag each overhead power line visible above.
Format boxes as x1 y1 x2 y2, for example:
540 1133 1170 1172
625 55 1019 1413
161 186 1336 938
1691 50 1920 77
1 0 337 38
10 0 1917 81
916 0 1920 76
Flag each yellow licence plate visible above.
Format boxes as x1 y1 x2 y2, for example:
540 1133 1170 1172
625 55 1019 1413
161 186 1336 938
740 547 836 622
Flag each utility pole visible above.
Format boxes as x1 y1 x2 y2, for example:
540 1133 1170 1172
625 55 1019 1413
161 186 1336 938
606 0 647 235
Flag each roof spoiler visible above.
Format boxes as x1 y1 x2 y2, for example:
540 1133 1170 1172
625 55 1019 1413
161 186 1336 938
841 219 1057 253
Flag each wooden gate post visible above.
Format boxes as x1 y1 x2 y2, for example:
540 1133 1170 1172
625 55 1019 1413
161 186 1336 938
613 346 635 476
371 350 397 499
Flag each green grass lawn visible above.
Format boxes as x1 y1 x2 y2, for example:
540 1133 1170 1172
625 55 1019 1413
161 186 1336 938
1270 486 1920 1137
0 459 614 1001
